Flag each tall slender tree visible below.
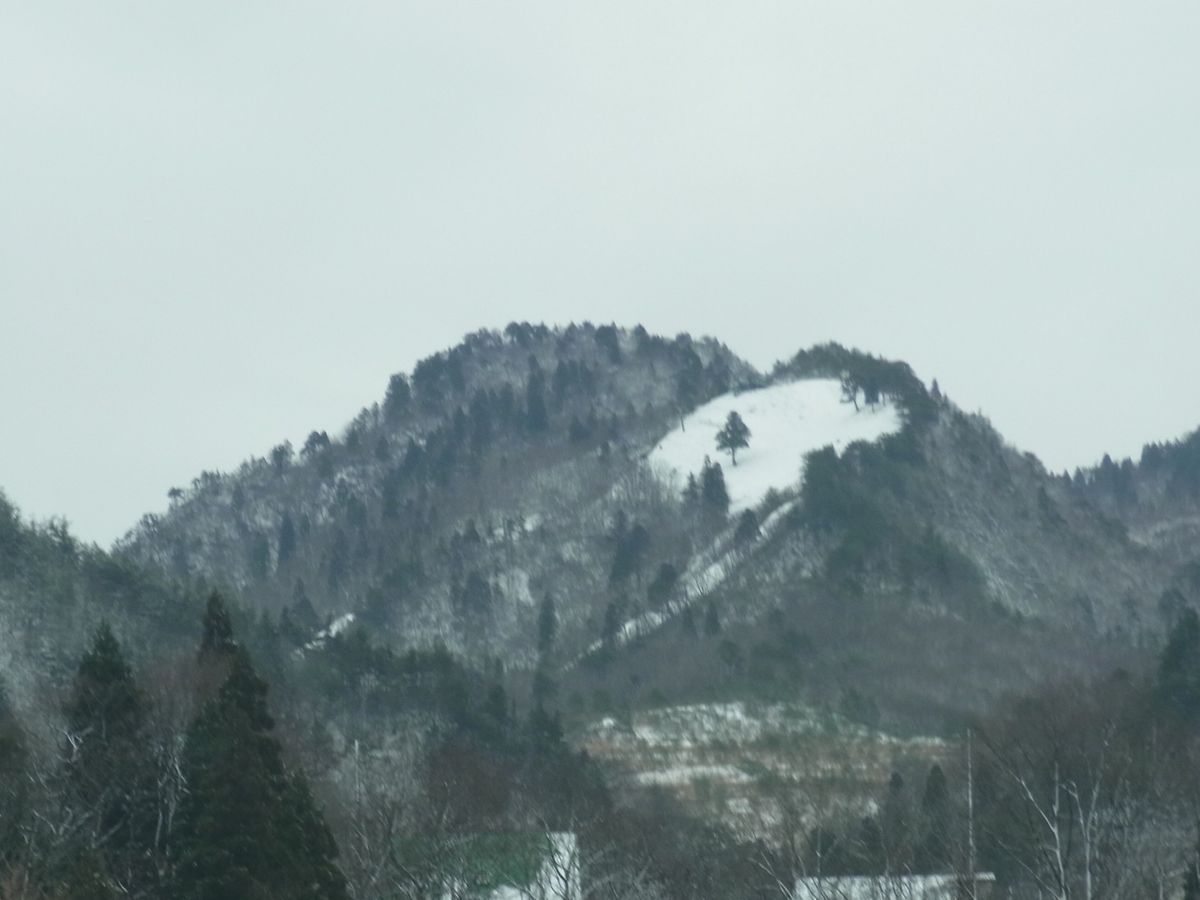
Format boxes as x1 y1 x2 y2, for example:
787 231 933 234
171 602 347 900
62 625 155 892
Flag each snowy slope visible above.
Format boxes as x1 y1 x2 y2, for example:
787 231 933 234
649 378 902 512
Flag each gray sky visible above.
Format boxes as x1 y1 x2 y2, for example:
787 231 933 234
3 2 1199 548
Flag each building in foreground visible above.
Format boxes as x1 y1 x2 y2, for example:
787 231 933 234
794 874 996 900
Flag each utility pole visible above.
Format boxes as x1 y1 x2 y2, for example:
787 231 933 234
967 728 977 900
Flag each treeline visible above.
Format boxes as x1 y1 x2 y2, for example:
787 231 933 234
778 342 937 428
1069 427 1200 510
0 595 346 899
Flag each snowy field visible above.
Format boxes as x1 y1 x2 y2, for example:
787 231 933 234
649 378 902 513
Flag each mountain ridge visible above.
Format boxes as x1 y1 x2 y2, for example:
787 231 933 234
105 325 1190 733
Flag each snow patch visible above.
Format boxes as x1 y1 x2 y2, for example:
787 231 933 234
497 568 535 607
635 765 752 786
300 612 357 652
649 379 902 513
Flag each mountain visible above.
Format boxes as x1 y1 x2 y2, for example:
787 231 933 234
113 326 1180 733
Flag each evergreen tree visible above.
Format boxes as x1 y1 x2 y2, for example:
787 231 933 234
594 324 622 363
715 410 751 466
609 523 651 585
1157 608 1200 723
525 356 549 433
673 350 704 429
327 529 350 590
700 458 730 516
734 509 760 543
62 625 154 890
383 373 412 423
247 532 270 581
199 593 236 660
171 641 346 899
647 563 678 605
381 469 401 520
270 442 293 476
277 513 296 567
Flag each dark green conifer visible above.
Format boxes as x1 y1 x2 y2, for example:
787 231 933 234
700 458 730 516
1157 608 1200 722
171 641 347 900
525 356 549 433
62 625 154 891
199 593 236 660
277 513 296 567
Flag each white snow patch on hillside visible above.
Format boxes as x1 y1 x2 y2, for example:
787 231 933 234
497 568 535 607
635 765 752 786
649 379 902 513
298 612 357 654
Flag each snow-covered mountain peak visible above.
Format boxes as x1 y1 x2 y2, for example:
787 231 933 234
648 378 902 512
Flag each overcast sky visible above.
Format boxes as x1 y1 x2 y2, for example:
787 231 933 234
3 2 1199 547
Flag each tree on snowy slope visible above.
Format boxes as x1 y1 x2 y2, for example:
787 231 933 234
170 596 347 900
715 411 750 466
697 457 730 517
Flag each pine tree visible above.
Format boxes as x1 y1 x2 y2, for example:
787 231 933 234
171 629 346 900
383 373 412 423
609 523 650 585
734 509 760 543
277 513 296 567
525 356 549 433
327 528 350 590
62 625 154 890
199 593 236 660
1157 608 1200 722
674 350 704 429
715 411 751 466
700 458 730 516
247 532 270 580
